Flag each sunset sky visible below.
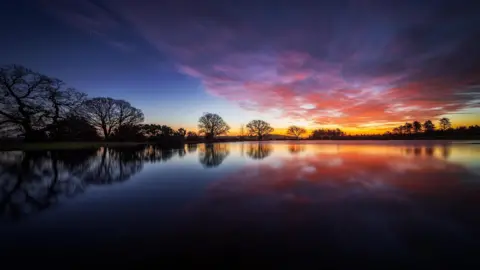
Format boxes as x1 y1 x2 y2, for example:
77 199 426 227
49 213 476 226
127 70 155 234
1 0 479 134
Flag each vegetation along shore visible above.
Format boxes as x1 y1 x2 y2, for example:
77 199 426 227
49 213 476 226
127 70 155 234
1 65 479 150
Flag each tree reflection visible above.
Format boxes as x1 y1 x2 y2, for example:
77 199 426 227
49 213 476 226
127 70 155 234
199 143 230 168
413 147 422 156
441 145 451 159
401 145 451 159
82 147 144 185
0 150 94 219
0 144 184 220
246 143 273 160
288 144 306 155
187 144 198 153
191 149 479 228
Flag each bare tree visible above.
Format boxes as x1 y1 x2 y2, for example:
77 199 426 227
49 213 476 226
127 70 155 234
0 65 84 141
83 97 144 139
116 100 144 127
246 120 274 140
83 97 118 139
198 113 230 139
439 117 452 131
0 65 50 140
44 79 86 137
286 125 306 139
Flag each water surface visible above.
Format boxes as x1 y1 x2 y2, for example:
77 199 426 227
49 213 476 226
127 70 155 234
1 141 479 267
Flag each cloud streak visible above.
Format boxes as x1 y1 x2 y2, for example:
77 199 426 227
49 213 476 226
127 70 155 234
44 0 480 130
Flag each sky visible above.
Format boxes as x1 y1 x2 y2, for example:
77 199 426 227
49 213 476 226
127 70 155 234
1 0 479 134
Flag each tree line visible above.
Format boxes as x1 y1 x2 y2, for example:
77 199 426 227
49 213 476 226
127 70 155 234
383 118 480 139
2 65 479 142
0 65 282 142
0 65 191 142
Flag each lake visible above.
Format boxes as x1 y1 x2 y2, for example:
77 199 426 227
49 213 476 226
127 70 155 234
1 141 479 267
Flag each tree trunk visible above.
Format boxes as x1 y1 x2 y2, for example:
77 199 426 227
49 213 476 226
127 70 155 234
23 123 35 142
102 126 109 140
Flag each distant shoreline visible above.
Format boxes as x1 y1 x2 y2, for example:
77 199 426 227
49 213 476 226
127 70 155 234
1 139 479 151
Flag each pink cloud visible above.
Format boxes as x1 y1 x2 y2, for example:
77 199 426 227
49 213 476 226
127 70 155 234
49 0 480 130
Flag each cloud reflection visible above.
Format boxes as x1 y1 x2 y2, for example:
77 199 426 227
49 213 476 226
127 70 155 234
186 144 480 244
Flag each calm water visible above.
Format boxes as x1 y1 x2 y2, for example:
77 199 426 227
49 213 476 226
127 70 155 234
1 141 479 267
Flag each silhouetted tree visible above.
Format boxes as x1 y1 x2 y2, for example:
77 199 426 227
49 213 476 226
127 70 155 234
240 124 245 138
198 113 230 139
392 127 401 135
111 124 145 142
246 143 273 159
159 125 174 136
141 124 159 137
83 97 144 139
0 65 85 141
404 122 413 135
439 117 452 131
116 100 144 127
186 131 199 141
413 121 422 133
423 120 435 133
49 115 100 141
246 120 274 140
176 128 186 137
287 125 306 139
199 143 230 168
82 97 116 139
44 79 86 136
310 128 344 139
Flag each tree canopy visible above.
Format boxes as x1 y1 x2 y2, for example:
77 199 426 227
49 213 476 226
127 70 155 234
0 65 85 141
198 113 230 139
287 125 306 139
246 120 274 140
83 97 144 139
439 117 452 131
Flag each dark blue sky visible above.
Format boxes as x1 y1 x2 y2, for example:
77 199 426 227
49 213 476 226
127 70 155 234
1 0 479 133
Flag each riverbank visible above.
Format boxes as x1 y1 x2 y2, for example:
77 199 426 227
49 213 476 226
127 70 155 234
0 142 147 151
2 138 479 151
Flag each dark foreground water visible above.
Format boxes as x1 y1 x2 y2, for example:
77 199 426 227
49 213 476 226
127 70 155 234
1 141 479 267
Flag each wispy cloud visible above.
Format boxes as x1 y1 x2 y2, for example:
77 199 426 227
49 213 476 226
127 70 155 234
41 0 135 52
42 0 480 129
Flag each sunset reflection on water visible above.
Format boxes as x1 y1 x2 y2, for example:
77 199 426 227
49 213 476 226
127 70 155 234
1 141 479 266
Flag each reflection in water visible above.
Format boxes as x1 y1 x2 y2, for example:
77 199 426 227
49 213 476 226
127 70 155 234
187 143 480 234
246 143 273 160
187 144 480 251
0 142 479 265
0 145 185 220
187 144 197 153
441 145 451 159
288 144 306 154
425 146 434 156
199 143 230 168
